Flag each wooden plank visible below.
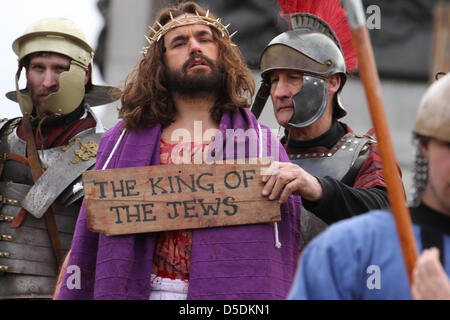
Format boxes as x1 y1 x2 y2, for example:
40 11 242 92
430 2 450 82
82 158 280 236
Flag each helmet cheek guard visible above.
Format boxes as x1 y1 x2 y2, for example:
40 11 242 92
14 59 87 117
259 13 349 127
289 75 328 128
14 67 33 116
44 61 86 116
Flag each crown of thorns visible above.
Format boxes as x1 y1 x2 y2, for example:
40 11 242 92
142 10 237 55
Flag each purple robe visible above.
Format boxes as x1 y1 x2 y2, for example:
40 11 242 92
57 107 302 299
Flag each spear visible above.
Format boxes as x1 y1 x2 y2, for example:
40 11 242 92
341 0 418 286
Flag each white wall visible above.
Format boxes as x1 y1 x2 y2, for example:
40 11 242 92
0 0 103 119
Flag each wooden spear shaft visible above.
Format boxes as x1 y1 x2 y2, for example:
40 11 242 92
342 0 418 285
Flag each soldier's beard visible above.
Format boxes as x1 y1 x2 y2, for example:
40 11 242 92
164 54 224 96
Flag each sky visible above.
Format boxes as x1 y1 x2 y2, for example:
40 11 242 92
0 0 104 119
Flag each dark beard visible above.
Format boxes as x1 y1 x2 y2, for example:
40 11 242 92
164 54 224 96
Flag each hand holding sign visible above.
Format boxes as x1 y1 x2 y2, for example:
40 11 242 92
261 161 323 203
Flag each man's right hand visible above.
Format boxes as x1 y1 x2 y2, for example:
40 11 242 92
412 248 450 300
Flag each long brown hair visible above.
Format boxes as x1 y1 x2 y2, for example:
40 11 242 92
119 1 255 130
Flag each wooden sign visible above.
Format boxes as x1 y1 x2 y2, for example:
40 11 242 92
82 158 281 236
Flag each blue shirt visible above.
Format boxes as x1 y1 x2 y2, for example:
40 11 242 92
288 209 450 299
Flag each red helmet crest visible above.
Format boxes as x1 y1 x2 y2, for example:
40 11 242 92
277 0 358 72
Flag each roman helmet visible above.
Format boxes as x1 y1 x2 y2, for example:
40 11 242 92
7 17 120 116
411 72 449 204
413 72 450 143
256 0 357 128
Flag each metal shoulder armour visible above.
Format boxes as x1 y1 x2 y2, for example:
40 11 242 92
288 132 372 183
0 118 13 132
22 127 102 219
0 118 30 184
0 117 21 138
291 132 374 251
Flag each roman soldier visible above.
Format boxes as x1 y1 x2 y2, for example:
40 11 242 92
0 17 120 299
254 0 392 248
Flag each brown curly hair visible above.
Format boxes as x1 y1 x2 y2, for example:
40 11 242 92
119 1 255 130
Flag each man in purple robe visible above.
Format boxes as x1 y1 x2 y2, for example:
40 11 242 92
55 1 302 300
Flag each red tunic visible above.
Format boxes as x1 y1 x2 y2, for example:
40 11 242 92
151 139 210 281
